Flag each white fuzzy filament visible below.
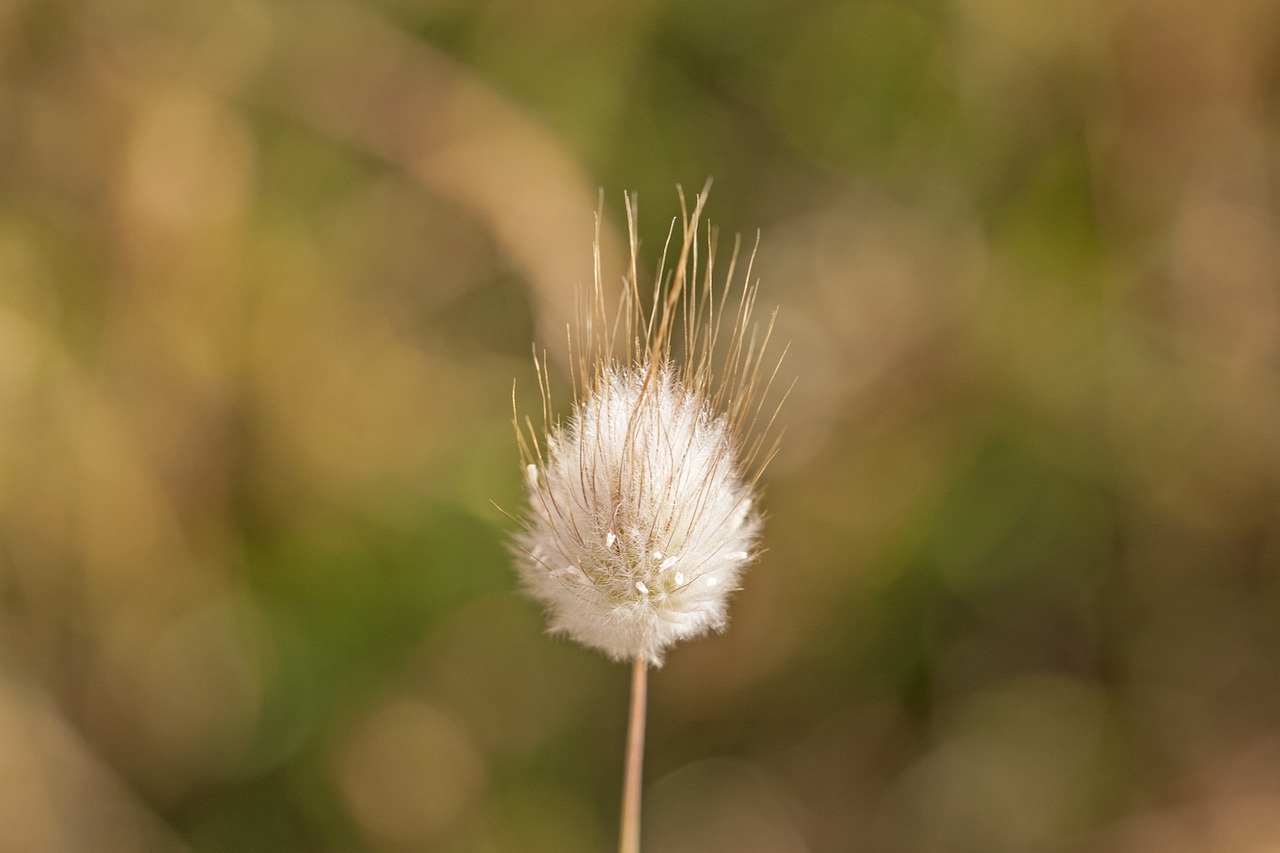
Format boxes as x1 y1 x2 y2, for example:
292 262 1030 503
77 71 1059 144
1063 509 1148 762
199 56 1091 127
517 366 759 664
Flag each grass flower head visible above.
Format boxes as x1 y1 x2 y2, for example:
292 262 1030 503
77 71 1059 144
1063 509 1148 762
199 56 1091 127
513 187 785 666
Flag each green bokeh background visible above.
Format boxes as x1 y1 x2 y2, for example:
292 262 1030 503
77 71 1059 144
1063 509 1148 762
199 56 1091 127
2 0 1280 851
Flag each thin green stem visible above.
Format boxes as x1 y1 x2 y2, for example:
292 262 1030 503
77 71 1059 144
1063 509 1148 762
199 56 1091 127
619 657 648 853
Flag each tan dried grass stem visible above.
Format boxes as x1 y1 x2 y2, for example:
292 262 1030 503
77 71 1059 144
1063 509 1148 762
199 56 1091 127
619 657 647 853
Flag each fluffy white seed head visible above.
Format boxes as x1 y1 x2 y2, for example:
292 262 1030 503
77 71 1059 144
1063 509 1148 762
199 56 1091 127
518 365 760 664
512 186 785 666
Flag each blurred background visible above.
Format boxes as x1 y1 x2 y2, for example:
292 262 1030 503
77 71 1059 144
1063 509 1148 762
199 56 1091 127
2 0 1280 850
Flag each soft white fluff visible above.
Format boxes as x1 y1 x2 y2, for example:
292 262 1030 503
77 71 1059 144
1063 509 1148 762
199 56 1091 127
516 365 760 665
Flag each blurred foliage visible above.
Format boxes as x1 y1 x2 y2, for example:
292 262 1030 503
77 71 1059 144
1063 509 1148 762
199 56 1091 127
2 0 1280 851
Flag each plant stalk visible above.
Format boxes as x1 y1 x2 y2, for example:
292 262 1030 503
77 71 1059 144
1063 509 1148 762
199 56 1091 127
619 656 648 853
